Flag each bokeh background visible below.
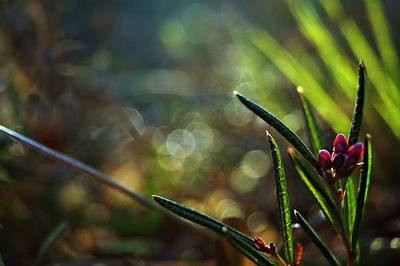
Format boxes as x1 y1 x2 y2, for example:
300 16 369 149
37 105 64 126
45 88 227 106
0 0 399 265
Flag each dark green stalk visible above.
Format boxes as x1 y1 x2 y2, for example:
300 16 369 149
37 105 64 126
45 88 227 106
297 86 326 155
234 91 318 170
348 61 366 146
294 210 340 266
267 132 293 264
152 195 276 265
352 135 373 251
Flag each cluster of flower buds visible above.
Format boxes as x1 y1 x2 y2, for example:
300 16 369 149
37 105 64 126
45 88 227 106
318 134 364 182
254 237 275 254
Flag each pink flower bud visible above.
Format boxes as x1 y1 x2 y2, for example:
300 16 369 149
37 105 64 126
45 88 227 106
346 142 364 165
254 237 268 252
333 134 348 155
318 149 333 171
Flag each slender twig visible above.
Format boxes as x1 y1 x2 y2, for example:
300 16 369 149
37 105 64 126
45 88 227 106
0 125 213 239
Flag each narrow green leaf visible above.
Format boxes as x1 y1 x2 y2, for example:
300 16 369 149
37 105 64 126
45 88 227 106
348 62 366 146
342 176 356 243
297 86 326 155
152 196 276 265
222 227 277 266
34 222 68 265
234 91 318 170
288 148 333 225
267 132 293 264
364 0 400 86
294 210 340 266
0 125 161 213
352 135 373 251
288 148 344 232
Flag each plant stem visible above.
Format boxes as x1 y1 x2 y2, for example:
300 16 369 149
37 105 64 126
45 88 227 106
271 253 287 266
322 175 356 266
338 231 355 266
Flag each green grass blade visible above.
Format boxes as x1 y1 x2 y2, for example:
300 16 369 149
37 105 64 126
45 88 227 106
0 252 4 266
248 28 350 134
294 210 340 266
267 132 293 264
234 91 317 170
348 62 366 146
0 125 161 213
364 0 400 86
287 0 355 99
319 0 400 139
288 149 342 229
152 195 276 265
352 135 373 251
297 86 326 155
34 222 68 265
342 177 356 242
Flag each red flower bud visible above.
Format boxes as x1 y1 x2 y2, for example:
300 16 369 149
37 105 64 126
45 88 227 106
333 153 346 169
254 237 269 253
318 149 333 171
346 142 364 165
333 134 348 155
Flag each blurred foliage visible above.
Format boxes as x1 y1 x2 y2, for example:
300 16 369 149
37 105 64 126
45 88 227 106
0 0 399 265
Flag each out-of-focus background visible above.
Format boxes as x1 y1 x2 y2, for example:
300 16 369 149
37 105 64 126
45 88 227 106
0 0 399 265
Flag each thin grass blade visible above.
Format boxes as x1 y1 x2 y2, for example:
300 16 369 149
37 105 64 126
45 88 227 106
297 86 326 155
152 195 276 265
352 134 373 251
267 132 293 264
319 0 400 139
288 148 342 229
34 222 68 265
294 210 340 266
234 91 317 170
348 62 366 146
0 253 4 266
0 125 161 213
248 28 351 134
364 0 400 86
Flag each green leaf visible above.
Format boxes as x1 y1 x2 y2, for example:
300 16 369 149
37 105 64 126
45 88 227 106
234 91 318 170
348 61 366 146
288 149 343 229
0 253 4 266
297 86 326 155
267 132 293 264
342 176 356 243
152 195 276 266
352 135 373 251
0 125 160 213
294 210 340 266
34 222 68 265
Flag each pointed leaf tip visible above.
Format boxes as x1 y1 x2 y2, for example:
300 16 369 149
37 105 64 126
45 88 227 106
358 60 366 72
287 147 295 155
266 130 272 139
297 86 304 95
